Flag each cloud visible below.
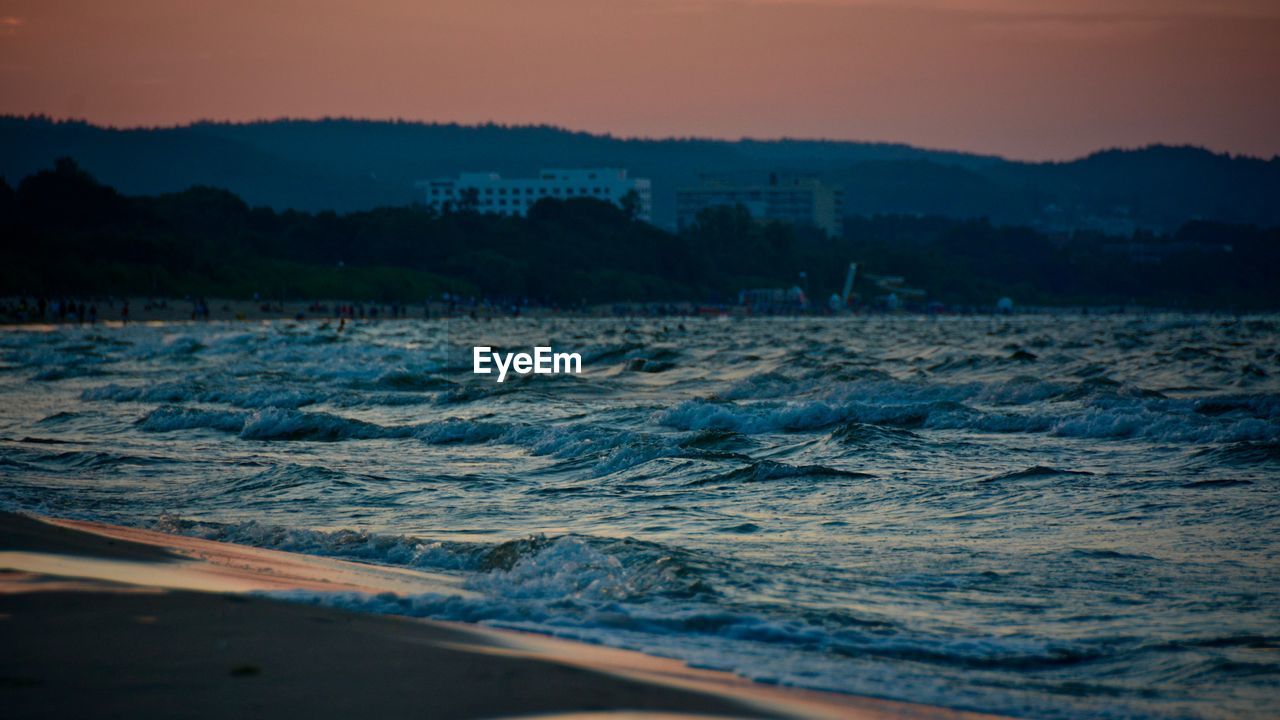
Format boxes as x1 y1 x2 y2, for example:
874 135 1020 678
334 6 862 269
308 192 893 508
0 15 23 36
673 0 1280 20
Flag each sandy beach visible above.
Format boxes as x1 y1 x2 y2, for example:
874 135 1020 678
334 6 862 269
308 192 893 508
0 511 1003 720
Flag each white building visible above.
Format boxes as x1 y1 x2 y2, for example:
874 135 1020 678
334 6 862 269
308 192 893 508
417 168 652 223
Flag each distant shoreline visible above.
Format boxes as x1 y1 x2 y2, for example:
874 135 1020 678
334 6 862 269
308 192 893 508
0 296 1271 327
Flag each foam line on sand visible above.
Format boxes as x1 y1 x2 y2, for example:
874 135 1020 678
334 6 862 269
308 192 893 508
0 511 1004 720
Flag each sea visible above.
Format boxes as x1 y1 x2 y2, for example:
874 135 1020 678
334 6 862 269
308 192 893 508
1 314 1277 719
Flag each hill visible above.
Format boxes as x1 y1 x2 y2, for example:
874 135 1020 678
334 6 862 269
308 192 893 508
3 117 1277 232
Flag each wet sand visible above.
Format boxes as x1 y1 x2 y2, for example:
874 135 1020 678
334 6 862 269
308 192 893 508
0 512 1002 719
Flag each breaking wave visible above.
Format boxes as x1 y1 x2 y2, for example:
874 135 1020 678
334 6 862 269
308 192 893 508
4 314 1278 720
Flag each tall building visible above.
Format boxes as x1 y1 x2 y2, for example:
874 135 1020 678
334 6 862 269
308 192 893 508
416 168 652 223
677 175 843 237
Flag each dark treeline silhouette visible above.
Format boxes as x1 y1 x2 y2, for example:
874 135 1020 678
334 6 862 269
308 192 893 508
3 116 1279 232
2 159 1277 309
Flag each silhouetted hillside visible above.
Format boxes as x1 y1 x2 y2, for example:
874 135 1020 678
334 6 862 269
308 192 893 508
3 160 1277 310
3 116 1277 232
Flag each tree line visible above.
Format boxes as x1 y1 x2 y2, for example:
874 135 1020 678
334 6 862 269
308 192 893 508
2 159 1276 309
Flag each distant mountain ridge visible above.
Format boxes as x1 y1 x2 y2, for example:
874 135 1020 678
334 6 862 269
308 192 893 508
2 116 1277 231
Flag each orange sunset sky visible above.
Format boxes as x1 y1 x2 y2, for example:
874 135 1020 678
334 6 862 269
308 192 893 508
1 0 1278 160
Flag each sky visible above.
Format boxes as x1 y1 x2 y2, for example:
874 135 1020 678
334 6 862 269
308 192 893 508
1 0 1278 160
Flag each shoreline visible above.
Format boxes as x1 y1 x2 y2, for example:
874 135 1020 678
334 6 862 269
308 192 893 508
0 511 1003 720
1 296 1254 327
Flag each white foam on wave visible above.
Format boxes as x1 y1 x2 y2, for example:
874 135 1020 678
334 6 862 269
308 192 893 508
658 377 1280 444
135 406 249 433
255 531 1123 719
151 516 477 570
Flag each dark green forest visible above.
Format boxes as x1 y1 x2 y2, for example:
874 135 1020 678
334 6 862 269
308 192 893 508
2 159 1277 309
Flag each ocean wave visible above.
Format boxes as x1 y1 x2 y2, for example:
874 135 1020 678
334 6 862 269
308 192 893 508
0 445 176 472
151 516 479 570
714 371 799 400
415 418 510 444
580 342 645 363
6 316 1280 720
371 368 455 391
238 407 403 441
267 580 1109 678
133 405 516 445
35 411 82 425
495 423 758 477
687 460 871 487
469 534 716 601
136 406 250 433
31 364 112 381
85 381 323 409
1180 478 1255 489
1188 441 1280 466
151 517 718 603
977 466 1094 483
624 357 677 373
1192 394 1280 419
160 334 205 355
1047 407 1278 443
657 397 977 433
657 392 1280 445
437 380 527 404
85 382 197 404
830 421 922 446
